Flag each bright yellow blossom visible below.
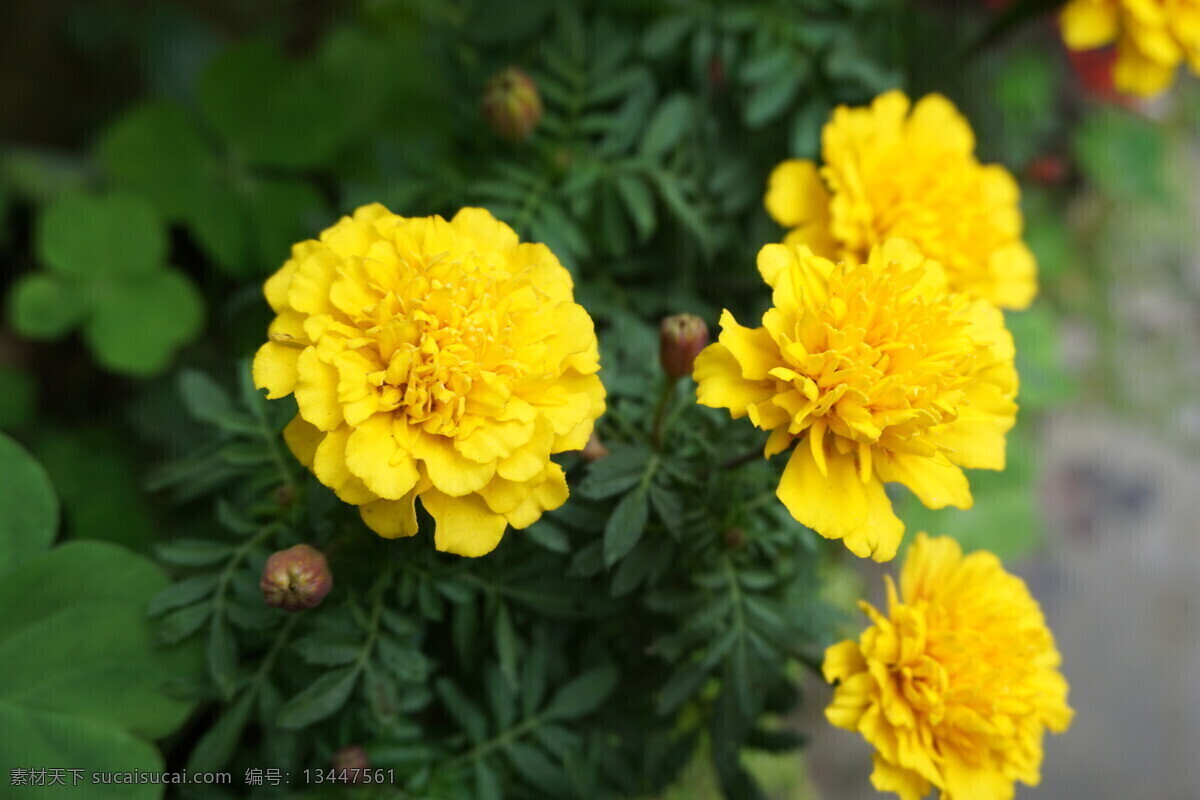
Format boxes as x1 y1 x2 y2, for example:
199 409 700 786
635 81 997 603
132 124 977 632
1061 0 1200 96
823 534 1073 800
693 239 1017 561
765 90 1036 310
253 204 605 557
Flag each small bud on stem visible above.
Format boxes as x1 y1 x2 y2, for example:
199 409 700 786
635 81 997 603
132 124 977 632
260 544 332 612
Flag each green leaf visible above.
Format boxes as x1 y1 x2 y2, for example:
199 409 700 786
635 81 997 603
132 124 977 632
0 366 35 430
1008 303 1077 409
615 173 657 241
545 663 618 720
97 102 214 220
436 678 489 743
31 427 156 551
245 177 326 266
277 666 360 729
156 603 212 644
208 615 238 699
642 15 694 58
0 433 58 573
7 272 85 340
494 604 521 689
603 487 650 567
147 573 220 616
293 636 361 667
154 538 235 567
186 690 256 774
745 67 805 128
84 270 204 375
579 443 651 499
179 369 237 428
0 541 200 794
1073 108 1168 201
199 40 370 170
37 192 167 278
641 94 692 158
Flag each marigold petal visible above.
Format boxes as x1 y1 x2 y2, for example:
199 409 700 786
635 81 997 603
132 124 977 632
294 348 344 431
1061 0 1119 49
876 451 972 511
344 415 421 500
869 754 930 800
694 343 773 418
253 341 300 399
359 490 419 539
422 489 509 557
823 640 867 683
283 415 323 468
313 425 378 505
718 310 780 380
765 159 830 229
777 445 904 561
413 433 496 497
505 462 569 529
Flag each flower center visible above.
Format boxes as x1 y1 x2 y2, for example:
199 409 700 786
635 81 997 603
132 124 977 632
354 256 528 435
775 262 974 447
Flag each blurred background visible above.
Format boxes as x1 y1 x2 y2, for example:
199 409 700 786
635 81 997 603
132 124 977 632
2 0 1199 798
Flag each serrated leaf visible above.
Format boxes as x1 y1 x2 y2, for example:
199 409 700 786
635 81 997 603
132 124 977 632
494 604 521 689
179 369 235 428
745 67 804 128
545 663 618 719
603 488 650 567
277 666 360 729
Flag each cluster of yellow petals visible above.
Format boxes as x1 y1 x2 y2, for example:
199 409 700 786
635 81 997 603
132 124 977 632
823 534 1073 800
765 91 1036 311
694 239 1017 561
1061 0 1200 95
253 204 605 557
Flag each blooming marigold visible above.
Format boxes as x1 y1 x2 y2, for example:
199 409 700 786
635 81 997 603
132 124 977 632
823 533 1073 800
693 239 1017 561
252 204 605 557
765 90 1036 310
1061 0 1200 96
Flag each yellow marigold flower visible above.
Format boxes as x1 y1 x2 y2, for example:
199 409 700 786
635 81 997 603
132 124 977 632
823 533 1073 800
693 239 1017 561
252 204 605 557
765 90 1036 310
1061 0 1200 96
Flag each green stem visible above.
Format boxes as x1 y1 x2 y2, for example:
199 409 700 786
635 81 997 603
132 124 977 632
448 715 543 768
651 376 678 450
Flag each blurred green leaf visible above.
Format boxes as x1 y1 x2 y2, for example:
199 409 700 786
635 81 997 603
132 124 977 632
0 432 58 573
0 541 200 798
84 270 204 375
1073 108 1168 201
277 666 360 729
98 102 214 220
641 94 693 158
544 663 618 719
0 366 35 430
38 192 167 279
1008 303 1078 409
604 487 650 567
7 272 85 339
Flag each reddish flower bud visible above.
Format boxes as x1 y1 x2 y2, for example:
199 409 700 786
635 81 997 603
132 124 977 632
724 527 746 550
260 544 332 612
1025 155 1067 186
483 67 543 142
660 314 709 380
581 431 610 463
332 745 369 783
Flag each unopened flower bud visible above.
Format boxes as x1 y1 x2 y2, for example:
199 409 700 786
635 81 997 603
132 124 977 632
1025 155 1067 186
274 483 295 508
581 431 610 462
660 314 709 380
332 745 369 783
483 67 542 142
260 544 332 611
